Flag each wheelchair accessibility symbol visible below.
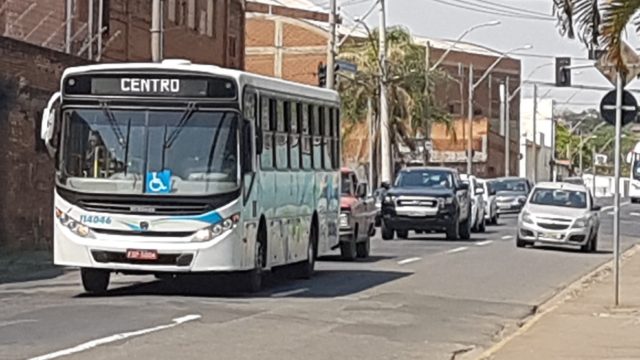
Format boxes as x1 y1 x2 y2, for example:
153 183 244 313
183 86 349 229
146 170 171 194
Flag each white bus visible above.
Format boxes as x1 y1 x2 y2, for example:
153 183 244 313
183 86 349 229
629 141 640 203
40 59 341 293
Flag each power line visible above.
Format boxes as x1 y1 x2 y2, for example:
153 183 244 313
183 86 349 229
469 0 553 18
429 0 555 21
447 0 554 20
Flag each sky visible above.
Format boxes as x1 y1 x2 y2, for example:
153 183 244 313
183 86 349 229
309 0 640 112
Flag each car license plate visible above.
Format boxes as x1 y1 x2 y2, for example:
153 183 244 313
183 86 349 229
542 233 562 240
126 249 158 260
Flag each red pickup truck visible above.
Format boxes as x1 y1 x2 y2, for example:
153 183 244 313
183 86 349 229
339 168 376 260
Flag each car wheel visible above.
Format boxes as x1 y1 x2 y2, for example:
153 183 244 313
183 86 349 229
81 268 110 295
381 221 394 240
340 228 358 261
479 218 486 233
459 212 471 240
446 215 460 240
492 214 499 225
396 230 409 239
516 237 531 248
356 237 370 258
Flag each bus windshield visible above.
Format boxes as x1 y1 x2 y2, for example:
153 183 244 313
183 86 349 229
59 108 239 195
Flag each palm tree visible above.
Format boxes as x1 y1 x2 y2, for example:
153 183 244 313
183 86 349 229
554 1 640 75
337 26 450 184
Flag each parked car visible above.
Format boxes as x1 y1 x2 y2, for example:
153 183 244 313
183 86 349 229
460 174 486 232
380 167 471 240
479 179 498 225
373 187 386 227
339 168 376 260
517 182 601 252
492 177 534 215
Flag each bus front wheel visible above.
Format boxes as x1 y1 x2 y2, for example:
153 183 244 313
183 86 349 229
80 268 110 294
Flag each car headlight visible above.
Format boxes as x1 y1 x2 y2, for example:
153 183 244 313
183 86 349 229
55 208 92 238
383 195 396 205
517 196 527 204
193 213 240 242
437 197 454 208
339 212 350 227
521 210 534 224
573 217 589 228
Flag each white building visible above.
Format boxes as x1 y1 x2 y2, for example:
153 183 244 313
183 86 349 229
520 98 555 182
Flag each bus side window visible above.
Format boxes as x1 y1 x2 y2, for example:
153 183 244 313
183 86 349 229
301 104 312 170
323 106 332 170
312 105 322 170
332 108 340 169
289 102 300 170
275 99 288 170
260 97 274 169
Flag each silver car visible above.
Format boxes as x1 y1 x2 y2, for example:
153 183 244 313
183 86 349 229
517 182 601 252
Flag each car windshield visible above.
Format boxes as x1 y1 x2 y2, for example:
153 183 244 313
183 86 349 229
530 188 588 209
493 179 527 194
59 108 239 195
633 156 640 181
396 170 453 189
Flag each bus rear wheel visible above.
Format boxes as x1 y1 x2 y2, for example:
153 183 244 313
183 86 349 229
81 268 110 294
293 223 317 279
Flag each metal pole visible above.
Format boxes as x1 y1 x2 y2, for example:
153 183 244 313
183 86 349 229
532 84 538 182
379 0 391 182
88 0 94 60
592 147 597 195
499 82 505 136
151 0 162 62
97 0 103 61
65 0 72 53
505 77 510 176
613 70 622 307
467 63 474 175
579 130 583 175
368 97 374 186
326 0 337 89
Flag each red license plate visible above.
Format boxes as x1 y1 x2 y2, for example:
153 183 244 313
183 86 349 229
126 249 158 260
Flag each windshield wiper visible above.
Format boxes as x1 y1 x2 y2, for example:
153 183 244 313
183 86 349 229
99 102 126 148
206 112 230 176
123 118 132 175
164 102 197 150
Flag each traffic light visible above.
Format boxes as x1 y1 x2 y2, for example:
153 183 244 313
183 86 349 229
555 57 571 87
317 62 327 87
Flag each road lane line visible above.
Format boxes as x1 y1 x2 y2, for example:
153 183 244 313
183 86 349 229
397 257 422 265
501 235 513 240
29 314 201 360
446 247 468 254
271 288 309 297
0 319 37 329
475 240 493 246
602 201 631 212
630 212 640 217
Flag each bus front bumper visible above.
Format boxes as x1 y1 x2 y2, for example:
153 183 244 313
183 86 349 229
53 223 255 273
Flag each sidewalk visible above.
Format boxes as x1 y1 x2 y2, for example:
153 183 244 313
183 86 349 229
0 249 64 284
486 246 640 360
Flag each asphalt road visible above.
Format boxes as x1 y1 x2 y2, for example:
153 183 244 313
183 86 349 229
1 200 638 360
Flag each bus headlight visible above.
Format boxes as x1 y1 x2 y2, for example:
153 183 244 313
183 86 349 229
55 208 91 238
192 213 240 242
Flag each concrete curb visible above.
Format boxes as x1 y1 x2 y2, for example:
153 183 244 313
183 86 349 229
471 243 640 360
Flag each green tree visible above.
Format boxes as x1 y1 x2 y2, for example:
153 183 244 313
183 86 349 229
337 26 450 180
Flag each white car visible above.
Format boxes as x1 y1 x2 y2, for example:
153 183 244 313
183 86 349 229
517 182 601 252
461 174 486 233
479 179 498 225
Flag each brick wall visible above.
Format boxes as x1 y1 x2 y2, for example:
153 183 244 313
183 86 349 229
1 0 245 68
0 36 88 250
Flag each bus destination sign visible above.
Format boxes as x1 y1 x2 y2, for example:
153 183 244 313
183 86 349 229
63 74 237 99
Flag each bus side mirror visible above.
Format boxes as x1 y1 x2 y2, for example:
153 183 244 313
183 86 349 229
41 92 61 158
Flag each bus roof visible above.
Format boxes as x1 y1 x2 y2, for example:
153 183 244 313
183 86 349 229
61 59 341 103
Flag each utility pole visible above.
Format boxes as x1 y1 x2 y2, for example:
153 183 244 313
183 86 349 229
579 129 583 175
326 0 337 89
65 0 72 53
499 82 505 136
88 0 94 60
368 97 374 186
532 83 538 182
97 0 103 61
592 147 596 195
151 0 162 62
466 63 474 175
379 0 391 183
505 76 511 176
613 70 623 307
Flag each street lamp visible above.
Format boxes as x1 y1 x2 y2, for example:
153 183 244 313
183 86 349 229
467 44 533 175
429 20 501 71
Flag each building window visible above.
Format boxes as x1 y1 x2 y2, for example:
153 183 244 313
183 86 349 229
228 35 237 59
187 0 196 29
199 10 206 35
168 0 176 22
206 0 215 37
178 0 187 26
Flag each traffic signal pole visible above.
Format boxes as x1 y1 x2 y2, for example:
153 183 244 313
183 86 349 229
613 70 622 306
326 0 337 90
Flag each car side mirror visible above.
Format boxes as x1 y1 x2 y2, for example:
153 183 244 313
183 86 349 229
592 204 602 211
381 181 390 190
356 183 368 198
489 189 497 196
476 187 485 195
458 182 469 191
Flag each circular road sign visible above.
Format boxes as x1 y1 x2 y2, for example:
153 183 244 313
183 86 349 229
599 90 639 126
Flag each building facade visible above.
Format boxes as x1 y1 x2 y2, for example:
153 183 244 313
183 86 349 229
0 0 245 68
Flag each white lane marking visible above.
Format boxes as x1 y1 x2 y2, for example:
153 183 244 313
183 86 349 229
446 247 468 254
397 257 422 265
630 212 640 217
271 288 309 297
475 240 493 246
29 314 201 360
501 235 513 240
0 319 37 329
602 201 631 212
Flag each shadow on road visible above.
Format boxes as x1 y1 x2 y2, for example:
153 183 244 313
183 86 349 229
527 245 612 255
76 269 410 299
319 255 396 263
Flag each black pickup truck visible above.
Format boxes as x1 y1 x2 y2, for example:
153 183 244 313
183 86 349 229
380 167 472 240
